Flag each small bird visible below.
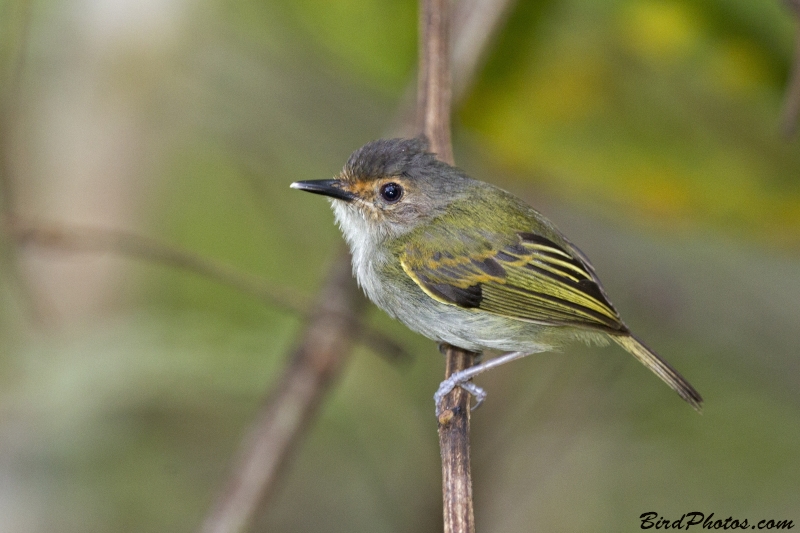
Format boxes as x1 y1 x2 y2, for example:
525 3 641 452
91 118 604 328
291 137 702 412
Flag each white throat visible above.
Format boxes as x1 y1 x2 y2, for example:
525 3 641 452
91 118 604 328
330 200 385 290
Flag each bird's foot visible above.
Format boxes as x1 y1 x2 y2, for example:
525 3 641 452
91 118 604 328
432 352 532 417
434 369 487 416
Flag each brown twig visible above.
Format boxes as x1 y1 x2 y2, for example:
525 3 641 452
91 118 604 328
199 256 364 533
418 0 454 163
781 0 800 137
437 344 477 533
418 1 479 532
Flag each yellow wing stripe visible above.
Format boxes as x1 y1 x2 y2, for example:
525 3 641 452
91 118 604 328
528 258 582 283
534 256 590 279
505 267 618 320
522 243 573 258
401 259 458 305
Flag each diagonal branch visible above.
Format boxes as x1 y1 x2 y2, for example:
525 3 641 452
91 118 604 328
7 217 309 312
199 256 364 533
5 217 409 363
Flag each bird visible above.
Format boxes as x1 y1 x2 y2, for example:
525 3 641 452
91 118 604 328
291 137 702 413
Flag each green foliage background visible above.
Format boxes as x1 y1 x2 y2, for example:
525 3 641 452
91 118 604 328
1 0 798 531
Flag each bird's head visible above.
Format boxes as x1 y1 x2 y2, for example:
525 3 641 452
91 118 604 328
291 137 469 242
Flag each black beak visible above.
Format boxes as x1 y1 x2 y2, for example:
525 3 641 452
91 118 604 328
290 179 355 202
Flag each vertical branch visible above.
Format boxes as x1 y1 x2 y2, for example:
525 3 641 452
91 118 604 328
418 0 454 164
437 344 477 533
418 1 477 532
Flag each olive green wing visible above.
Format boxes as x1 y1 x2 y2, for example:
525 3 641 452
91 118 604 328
400 231 629 334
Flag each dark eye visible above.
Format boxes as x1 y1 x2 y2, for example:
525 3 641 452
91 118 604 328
379 182 403 203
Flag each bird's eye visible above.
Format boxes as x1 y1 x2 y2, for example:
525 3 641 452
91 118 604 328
379 182 403 203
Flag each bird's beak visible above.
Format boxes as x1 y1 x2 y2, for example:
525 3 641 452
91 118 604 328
290 179 355 202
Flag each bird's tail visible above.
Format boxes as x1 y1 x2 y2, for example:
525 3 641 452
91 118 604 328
612 334 703 412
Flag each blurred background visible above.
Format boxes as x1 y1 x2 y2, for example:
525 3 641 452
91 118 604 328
1 0 798 531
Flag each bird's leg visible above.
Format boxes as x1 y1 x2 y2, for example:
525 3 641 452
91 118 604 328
434 351 531 414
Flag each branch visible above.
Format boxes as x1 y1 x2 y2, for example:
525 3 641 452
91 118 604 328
5 218 409 363
437 344 477 533
198 256 364 533
418 1 479 532
7 217 309 312
418 0 454 163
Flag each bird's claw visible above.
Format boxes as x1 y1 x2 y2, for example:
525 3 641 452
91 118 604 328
460 382 487 410
434 370 487 416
